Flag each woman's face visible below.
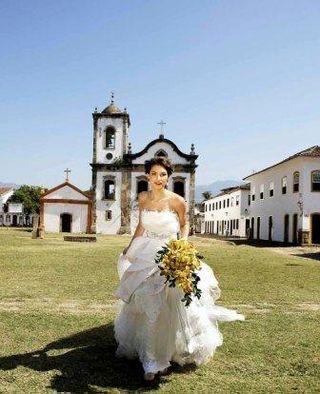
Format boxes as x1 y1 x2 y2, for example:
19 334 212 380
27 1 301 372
148 164 168 190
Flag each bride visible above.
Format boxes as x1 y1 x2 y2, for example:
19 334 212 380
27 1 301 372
114 157 244 381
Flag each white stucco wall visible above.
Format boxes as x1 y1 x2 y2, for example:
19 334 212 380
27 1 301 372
46 185 88 200
96 118 125 164
204 188 250 237
95 171 122 234
44 203 88 233
245 156 320 242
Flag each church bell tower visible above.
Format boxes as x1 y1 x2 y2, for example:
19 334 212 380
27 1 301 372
90 94 131 234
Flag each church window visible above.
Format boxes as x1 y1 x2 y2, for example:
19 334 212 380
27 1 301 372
173 177 185 198
281 176 287 194
260 184 264 200
311 170 320 191
269 182 274 197
293 172 299 192
251 187 255 202
155 149 168 158
106 153 113 160
105 210 112 221
136 177 148 197
104 177 115 200
105 126 116 149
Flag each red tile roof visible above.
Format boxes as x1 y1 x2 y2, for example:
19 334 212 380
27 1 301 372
0 187 13 196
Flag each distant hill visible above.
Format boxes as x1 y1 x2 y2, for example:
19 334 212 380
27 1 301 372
0 182 20 189
195 180 243 202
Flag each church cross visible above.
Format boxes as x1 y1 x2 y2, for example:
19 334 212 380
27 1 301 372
157 120 166 133
64 168 71 182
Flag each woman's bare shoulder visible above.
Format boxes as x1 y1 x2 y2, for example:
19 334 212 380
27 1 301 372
168 191 186 210
138 191 149 206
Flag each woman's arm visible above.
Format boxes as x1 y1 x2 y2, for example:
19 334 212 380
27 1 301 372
122 192 147 254
171 195 189 240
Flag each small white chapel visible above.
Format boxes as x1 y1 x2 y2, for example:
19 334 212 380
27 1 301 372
40 169 92 233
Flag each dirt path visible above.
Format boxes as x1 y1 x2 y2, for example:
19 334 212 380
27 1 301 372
0 298 319 315
270 246 320 260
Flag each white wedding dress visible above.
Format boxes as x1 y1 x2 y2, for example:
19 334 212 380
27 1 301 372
114 210 244 374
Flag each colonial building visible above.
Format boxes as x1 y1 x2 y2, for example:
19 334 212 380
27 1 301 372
0 188 37 227
0 187 14 211
90 96 198 234
203 184 250 237
243 145 320 244
40 180 92 233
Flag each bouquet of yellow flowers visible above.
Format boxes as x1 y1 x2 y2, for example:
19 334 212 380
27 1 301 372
155 239 203 307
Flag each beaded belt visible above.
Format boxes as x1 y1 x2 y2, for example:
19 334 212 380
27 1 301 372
145 231 176 240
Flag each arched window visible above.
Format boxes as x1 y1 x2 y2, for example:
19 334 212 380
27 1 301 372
311 170 320 191
293 172 299 192
155 149 168 158
104 177 115 199
136 176 148 198
281 176 287 194
173 177 185 198
105 126 115 149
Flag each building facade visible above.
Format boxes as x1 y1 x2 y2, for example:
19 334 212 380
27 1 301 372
203 184 250 237
90 97 198 234
0 188 37 227
40 181 92 233
243 146 320 244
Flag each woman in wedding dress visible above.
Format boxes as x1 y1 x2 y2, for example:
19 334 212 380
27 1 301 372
114 157 244 381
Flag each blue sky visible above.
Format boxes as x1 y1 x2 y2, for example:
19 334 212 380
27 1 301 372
1 0 320 189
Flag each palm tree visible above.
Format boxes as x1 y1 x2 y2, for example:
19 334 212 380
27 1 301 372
202 191 213 201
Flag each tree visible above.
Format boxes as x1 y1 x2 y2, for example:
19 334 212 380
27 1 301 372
6 185 46 214
202 191 213 201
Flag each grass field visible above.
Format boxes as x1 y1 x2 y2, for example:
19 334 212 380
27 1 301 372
0 228 319 393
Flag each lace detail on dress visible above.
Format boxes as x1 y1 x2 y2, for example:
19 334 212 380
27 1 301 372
144 230 176 240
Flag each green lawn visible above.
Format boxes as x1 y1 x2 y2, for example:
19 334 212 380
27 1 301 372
0 228 319 393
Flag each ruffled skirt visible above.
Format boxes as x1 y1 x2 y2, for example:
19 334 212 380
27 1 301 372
114 236 244 374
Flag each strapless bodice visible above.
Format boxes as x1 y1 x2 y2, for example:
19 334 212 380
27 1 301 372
141 210 180 238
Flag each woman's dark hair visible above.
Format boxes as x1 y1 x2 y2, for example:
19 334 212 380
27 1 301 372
145 157 173 176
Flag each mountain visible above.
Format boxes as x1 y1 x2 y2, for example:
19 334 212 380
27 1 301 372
195 180 243 202
0 182 20 189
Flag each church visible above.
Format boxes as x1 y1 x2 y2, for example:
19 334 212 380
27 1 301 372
41 95 198 234
91 95 198 234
